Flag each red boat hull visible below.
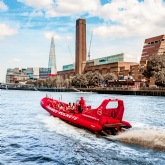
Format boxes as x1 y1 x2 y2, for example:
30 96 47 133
40 97 132 135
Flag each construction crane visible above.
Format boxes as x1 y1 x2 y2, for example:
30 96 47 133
68 46 74 64
88 31 93 61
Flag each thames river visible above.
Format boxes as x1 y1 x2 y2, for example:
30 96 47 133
1 90 165 165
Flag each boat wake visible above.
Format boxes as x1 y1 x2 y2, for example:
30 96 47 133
38 115 165 151
113 129 165 151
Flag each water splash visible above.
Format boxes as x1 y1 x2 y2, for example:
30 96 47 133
116 129 165 151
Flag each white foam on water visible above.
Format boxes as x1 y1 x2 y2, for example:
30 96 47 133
130 121 149 128
37 115 165 151
37 115 109 148
116 129 165 151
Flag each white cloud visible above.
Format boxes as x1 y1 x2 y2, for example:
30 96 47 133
0 24 18 40
0 1 8 11
46 0 100 16
17 0 53 9
46 0 100 17
17 0 101 17
44 32 62 40
66 36 73 40
7 59 21 63
93 0 165 38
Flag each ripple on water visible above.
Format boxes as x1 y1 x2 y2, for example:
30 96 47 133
1 90 165 165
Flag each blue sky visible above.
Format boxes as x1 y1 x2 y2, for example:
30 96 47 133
0 0 165 82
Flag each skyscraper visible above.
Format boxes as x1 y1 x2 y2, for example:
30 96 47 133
75 18 86 74
48 36 57 74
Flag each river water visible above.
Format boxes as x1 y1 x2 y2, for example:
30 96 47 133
1 90 165 165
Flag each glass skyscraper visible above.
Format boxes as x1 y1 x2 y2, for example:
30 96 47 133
48 37 57 74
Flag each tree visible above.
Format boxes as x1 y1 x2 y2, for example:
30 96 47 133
155 68 165 87
72 74 88 87
84 71 93 86
143 53 164 78
46 76 54 87
64 78 70 88
143 53 165 86
103 72 117 82
56 75 64 88
26 80 34 85
84 71 104 87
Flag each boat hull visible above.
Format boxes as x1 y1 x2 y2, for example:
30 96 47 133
40 97 132 135
41 98 102 132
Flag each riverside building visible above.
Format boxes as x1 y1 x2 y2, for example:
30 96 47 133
6 67 51 83
57 19 164 86
57 18 140 80
141 34 165 61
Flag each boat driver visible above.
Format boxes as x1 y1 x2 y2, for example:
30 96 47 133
78 97 85 113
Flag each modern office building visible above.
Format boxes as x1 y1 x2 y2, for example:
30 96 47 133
63 64 75 71
141 34 165 61
75 18 86 74
48 36 57 74
6 67 51 83
6 68 29 83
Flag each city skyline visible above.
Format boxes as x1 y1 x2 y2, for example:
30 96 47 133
0 0 165 82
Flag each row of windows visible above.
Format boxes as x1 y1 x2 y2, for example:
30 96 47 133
146 39 165 45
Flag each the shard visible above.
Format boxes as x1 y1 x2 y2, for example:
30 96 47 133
48 36 57 74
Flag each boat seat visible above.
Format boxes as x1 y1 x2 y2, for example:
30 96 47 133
110 111 116 118
105 108 117 118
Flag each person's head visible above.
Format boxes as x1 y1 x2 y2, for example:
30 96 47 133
80 97 83 100
69 102 71 105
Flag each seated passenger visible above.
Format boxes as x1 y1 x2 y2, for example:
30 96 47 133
59 103 63 111
68 102 72 109
72 103 75 110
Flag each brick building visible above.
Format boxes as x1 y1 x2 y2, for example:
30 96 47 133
57 18 142 82
141 34 165 61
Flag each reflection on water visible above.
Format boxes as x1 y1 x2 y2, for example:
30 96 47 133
1 90 165 165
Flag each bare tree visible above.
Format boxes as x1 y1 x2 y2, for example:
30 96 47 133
64 78 70 88
56 75 64 88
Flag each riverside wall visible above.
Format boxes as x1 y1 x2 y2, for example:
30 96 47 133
77 87 165 96
0 86 165 96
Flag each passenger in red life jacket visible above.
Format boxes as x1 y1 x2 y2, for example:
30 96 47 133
78 97 85 113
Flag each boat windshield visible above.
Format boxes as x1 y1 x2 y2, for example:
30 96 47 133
106 101 118 109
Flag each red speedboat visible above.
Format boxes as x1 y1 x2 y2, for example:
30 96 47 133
40 96 132 135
